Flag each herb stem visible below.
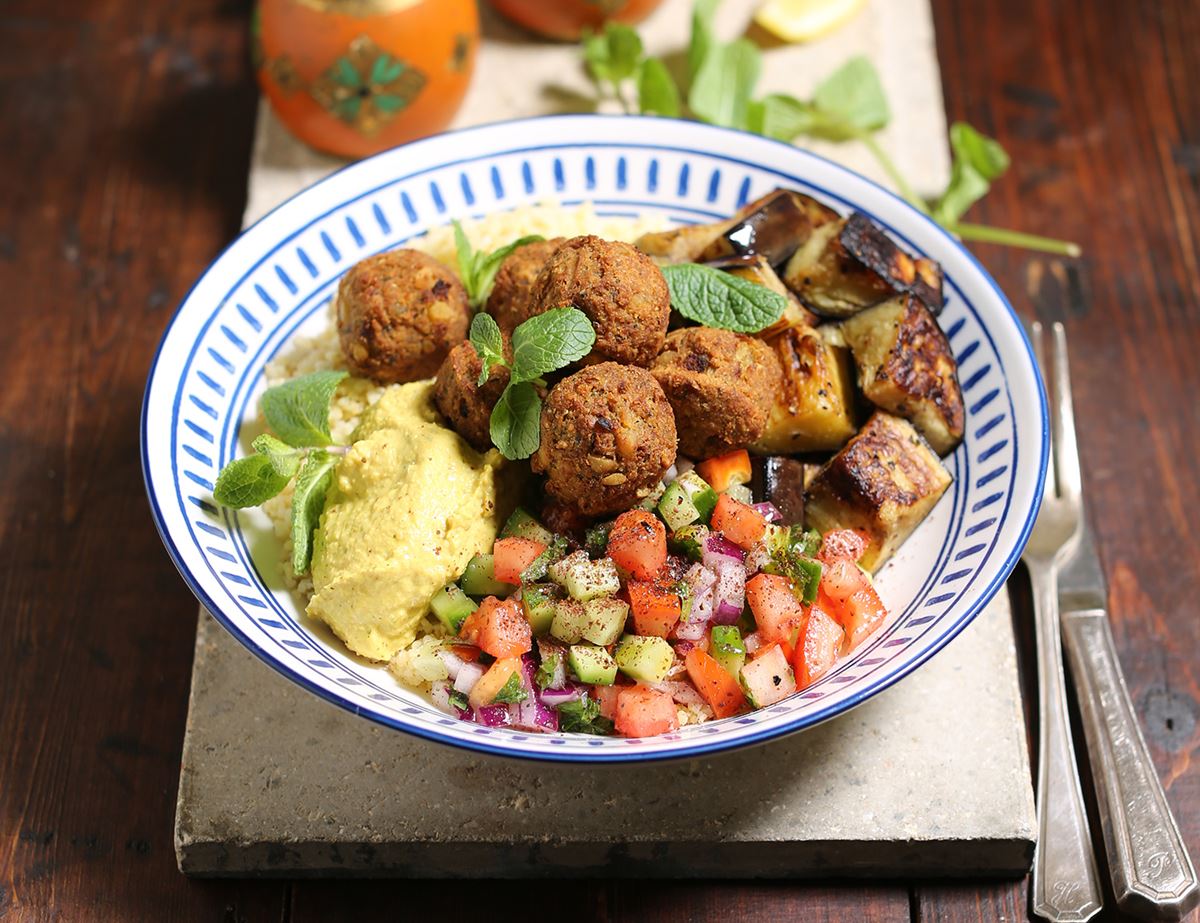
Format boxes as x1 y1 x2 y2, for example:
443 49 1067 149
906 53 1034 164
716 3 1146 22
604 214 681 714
857 132 927 214
947 221 1083 257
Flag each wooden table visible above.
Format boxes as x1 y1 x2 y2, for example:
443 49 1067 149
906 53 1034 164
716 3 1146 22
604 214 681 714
2 1 1196 919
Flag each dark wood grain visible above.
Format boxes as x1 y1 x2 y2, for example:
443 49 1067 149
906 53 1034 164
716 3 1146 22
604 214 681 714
1 0 1198 920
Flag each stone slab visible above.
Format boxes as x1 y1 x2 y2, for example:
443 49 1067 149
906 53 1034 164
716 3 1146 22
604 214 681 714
175 591 1035 878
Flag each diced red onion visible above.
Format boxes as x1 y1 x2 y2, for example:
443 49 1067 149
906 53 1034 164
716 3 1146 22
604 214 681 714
474 704 512 727
651 680 706 706
743 541 770 576
752 502 784 524
453 661 484 695
690 584 715 625
675 457 695 477
673 640 697 656
437 648 467 681
672 614 708 641
663 464 679 484
712 599 743 625
744 631 763 654
685 562 718 595
430 680 453 713
538 685 584 706
703 533 746 569
711 558 746 621
536 638 568 689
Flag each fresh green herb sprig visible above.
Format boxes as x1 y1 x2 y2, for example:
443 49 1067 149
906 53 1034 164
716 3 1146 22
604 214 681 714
578 5 1080 257
661 263 786 332
212 369 349 574
453 220 545 308
556 695 614 735
469 308 596 460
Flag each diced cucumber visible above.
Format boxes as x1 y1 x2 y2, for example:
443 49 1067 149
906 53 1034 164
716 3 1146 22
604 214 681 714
615 635 675 684
548 551 621 601
675 470 718 522
669 524 710 562
550 599 589 644
459 553 515 598
763 523 791 554
723 483 753 505
710 625 746 678
500 506 554 545
569 644 618 685
584 521 614 559
740 645 796 707
519 534 568 583
795 558 822 603
790 527 822 558
658 480 702 531
429 583 476 633
581 596 629 646
521 583 560 635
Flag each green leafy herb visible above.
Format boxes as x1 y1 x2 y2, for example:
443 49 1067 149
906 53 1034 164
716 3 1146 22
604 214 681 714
687 0 721 84
491 672 529 705
489 380 542 461
583 22 644 110
260 370 347 448
535 650 562 690
290 449 338 575
688 37 761 130
808 55 890 140
661 263 786 332
213 454 292 509
747 93 818 142
584 521 614 559
637 57 681 117
448 689 470 712
556 696 614 735
469 312 507 386
251 433 302 478
931 122 1011 225
453 220 544 308
510 307 596 383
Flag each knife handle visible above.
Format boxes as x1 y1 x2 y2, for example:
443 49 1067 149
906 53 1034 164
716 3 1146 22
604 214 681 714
1062 610 1200 920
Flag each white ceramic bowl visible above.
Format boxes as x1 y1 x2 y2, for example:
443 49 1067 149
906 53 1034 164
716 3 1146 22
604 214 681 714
142 115 1047 762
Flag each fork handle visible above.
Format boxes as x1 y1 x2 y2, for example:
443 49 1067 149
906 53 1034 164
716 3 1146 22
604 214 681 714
1062 610 1200 920
1028 562 1104 922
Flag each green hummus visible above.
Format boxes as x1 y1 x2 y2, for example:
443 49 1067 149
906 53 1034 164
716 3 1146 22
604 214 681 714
307 382 506 661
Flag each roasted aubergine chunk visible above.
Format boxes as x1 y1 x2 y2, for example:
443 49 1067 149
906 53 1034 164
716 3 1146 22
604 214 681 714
752 325 857 454
840 294 964 456
635 222 731 266
804 411 952 572
750 455 807 526
783 213 943 318
697 189 839 266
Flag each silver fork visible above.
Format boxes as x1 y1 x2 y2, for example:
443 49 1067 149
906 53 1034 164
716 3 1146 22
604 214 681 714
1023 321 1104 922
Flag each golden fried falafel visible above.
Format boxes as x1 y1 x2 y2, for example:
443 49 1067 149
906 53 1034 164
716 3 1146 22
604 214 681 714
485 237 565 334
651 327 782 459
529 236 670 367
336 250 470 383
433 340 511 451
532 362 676 516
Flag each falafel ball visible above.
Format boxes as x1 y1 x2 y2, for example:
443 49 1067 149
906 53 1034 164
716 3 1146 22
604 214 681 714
651 326 782 458
336 249 470 383
532 362 676 517
433 340 511 451
485 237 565 334
529 236 670 366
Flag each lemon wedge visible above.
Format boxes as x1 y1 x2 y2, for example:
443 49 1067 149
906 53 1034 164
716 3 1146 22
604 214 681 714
754 0 867 43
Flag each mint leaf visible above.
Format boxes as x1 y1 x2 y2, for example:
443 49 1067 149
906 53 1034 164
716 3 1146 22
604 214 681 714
510 307 595 383
637 57 681 117
556 696 613 735
213 454 290 508
931 122 1011 224
750 93 819 141
260 370 347 448
491 672 529 704
808 56 889 140
535 650 562 690
251 433 301 478
290 449 338 574
469 311 507 386
489 380 541 460
584 22 643 86
454 220 543 308
662 263 786 333
687 0 721 85
689 37 761 130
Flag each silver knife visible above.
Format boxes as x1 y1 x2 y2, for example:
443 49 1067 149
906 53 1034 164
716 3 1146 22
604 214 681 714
1060 515 1200 920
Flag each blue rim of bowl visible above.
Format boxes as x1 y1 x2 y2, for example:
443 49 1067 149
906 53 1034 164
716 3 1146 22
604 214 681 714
141 113 1049 763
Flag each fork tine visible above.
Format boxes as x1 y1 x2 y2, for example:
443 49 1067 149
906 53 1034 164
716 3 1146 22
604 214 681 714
1029 321 1058 501
1051 322 1082 502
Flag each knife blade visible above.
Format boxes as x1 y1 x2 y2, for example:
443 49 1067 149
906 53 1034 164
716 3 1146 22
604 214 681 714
1057 512 1107 613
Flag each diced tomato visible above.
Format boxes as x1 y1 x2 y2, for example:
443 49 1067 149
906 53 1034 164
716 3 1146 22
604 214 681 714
458 596 532 659
745 572 805 645
628 580 682 637
468 656 522 709
606 510 667 581
816 561 888 652
794 605 843 688
818 528 871 564
451 644 482 663
492 536 547 584
593 684 621 721
710 493 767 550
684 648 747 718
697 449 752 492
615 686 679 738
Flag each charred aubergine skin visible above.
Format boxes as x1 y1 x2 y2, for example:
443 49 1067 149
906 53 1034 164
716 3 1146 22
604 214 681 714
839 294 965 456
804 411 952 572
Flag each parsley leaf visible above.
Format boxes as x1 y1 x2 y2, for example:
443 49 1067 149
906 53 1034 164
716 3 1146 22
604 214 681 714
213 454 291 509
290 449 338 575
251 433 302 479
661 263 786 333
489 380 542 460
931 122 1011 225
637 57 681 117
260 370 347 448
510 307 595 383
469 312 507 386
453 220 543 308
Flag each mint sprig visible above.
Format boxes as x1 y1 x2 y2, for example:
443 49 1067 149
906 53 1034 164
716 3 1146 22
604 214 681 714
469 307 596 460
259 370 347 447
453 221 544 308
661 263 786 333
290 450 338 575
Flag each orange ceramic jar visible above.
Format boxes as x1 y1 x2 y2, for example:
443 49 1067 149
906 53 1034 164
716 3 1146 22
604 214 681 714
255 0 478 159
487 0 665 40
